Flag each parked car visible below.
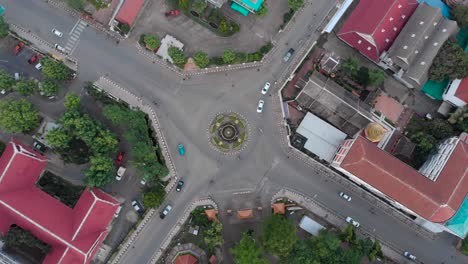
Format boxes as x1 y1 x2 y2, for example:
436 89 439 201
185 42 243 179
283 48 295 62
257 100 265 113
14 72 20 81
345 216 360 227
115 151 125 165
32 141 46 154
339 192 352 202
13 42 25 55
160 204 172 219
261 82 271 95
140 179 147 185
178 143 185 156
404 251 416 260
28 54 42 64
54 44 66 53
131 200 145 215
52 28 63 38
35 63 43 70
176 180 184 192
116 166 126 181
114 206 122 218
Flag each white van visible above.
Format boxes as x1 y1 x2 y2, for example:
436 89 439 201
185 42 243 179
116 166 126 181
54 44 66 53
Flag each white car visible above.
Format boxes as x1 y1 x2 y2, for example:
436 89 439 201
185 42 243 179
115 166 126 181
339 191 352 202
35 63 43 70
257 100 265 113
404 251 416 260
54 44 66 53
114 206 122 218
140 179 147 185
261 82 271 95
346 216 360 228
52 28 63 37
131 200 144 214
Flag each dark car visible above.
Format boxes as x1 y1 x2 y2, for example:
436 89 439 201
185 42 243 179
159 204 172 219
28 54 42 64
131 200 145 215
32 141 46 154
115 151 125 166
283 48 295 62
176 180 184 192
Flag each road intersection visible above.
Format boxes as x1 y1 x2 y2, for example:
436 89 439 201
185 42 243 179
1 0 467 263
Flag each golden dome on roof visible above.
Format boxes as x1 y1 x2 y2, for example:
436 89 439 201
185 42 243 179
365 123 387 142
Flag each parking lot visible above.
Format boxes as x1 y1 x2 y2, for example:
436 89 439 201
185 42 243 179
0 36 43 81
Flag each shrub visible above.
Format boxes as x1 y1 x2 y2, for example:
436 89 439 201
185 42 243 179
168 46 187 68
143 35 161 50
67 0 85 11
191 0 207 14
222 49 236 64
0 16 9 39
288 0 304 11
193 51 210 68
15 79 37 96
219 19 230 33
259 42 273 55
40 79 60 97
117 23 130 35
210 57 224 66
256 2 268 18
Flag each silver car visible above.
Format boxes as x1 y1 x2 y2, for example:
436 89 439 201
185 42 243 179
283 48 295 62
257 100 265 113
52 28 63 37
346 216 360 227
339 191 352 202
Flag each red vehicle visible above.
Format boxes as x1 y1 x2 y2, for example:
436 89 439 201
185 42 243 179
165 10 180 17
28 54 42 64
13 42 25 55
115 151 125 165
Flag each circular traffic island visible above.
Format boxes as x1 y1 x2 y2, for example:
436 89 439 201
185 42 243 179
209 112 248 153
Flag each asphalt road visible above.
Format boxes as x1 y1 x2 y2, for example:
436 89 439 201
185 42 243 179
1 0 467 264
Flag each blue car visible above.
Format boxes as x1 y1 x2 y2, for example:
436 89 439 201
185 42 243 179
178 143 185 156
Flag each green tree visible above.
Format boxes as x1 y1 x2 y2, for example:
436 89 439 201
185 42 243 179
256 2 268 18
193 51 210 68
429 40 468 81
45 128 72 149
64 93 81 110
341 57 359 77
230 233 267 264
261 214 297 257
448 105 468 133
204 219 224 251
84 155 114 188
15 79 37 96
219 20 230 33
67 0 85 10
341 224 355 243
42 58 72 80
143 35 160 50
368 240 383 261
0 16 9 39
0 99 40 133
178 0 190 10
427 118 454 140
41 79 60 96
143 184 166 208
118 23 130 34
368 69 386 87
355 66 370 87
103 104 130 125
191 0 208 14
222 49 236 64
91 128 119 155
451 5 468 28
288 0 304 11
0 70 15 92
168 46 187 68
191 207 210 227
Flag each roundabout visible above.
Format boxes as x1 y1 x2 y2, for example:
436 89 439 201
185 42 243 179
208 112 249 154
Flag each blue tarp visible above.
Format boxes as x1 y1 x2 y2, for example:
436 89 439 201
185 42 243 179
231 2 249 16
445 196 468 238
417 0 451 18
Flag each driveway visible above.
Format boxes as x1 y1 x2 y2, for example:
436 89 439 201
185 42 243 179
132 0 288 56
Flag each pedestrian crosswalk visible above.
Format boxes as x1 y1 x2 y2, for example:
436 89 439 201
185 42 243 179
65 19 87 54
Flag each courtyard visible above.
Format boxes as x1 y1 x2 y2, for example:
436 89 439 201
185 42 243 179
132 0 289 56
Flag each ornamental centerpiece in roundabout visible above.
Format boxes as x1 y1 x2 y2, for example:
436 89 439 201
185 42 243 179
209 112 249 153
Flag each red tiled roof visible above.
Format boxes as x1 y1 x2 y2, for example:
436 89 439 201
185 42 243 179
454 78 468 103
374 93 404 123
0 140 119 264
115 0 144 25
339 136 468 223
175 254 199 264
338 0 418 62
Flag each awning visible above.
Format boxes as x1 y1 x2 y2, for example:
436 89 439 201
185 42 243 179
175 254 198 264
237 209 253 219
272 203 285 214
231 2 249 16
421 79 449 100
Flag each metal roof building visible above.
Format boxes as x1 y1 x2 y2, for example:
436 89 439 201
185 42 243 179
296 112 347 162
